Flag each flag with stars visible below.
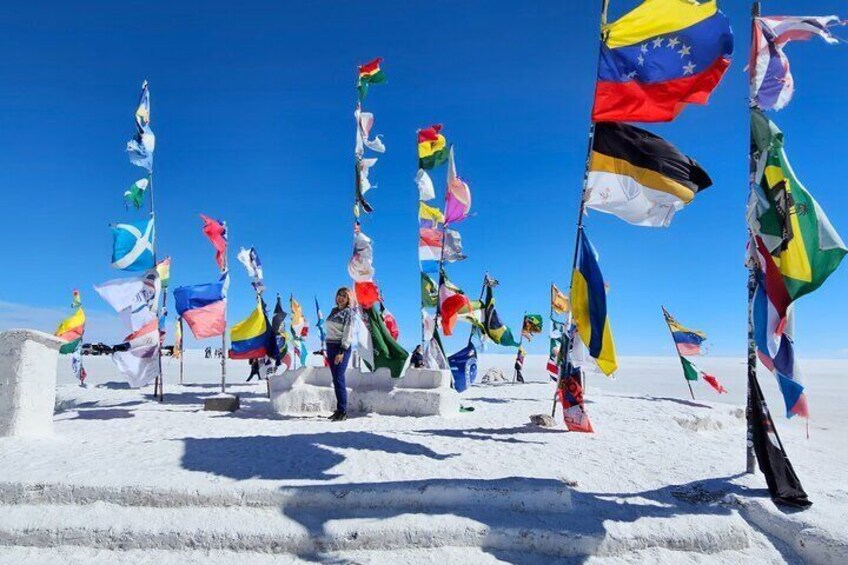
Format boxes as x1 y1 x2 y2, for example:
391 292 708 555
592 0 734 123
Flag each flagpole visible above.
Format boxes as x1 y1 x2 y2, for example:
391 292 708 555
661 306 696 401
512 311 527 384
220 223 228 394
433 146 454 336
555 0 610 412
466 272 488 347
178 316 184 385
746 0 761 475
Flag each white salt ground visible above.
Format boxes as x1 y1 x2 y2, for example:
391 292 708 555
0 350 844 563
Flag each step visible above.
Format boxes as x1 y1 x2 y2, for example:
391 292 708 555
0 500 756 558
0 477 571 513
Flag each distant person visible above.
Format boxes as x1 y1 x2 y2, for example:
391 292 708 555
325 287 354 421
205 346 211 359
246 358 262 382
410 345 424 368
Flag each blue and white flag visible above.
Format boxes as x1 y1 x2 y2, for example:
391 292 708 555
127 81 155 171
111 218 155 271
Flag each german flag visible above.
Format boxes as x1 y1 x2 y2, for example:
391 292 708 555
418 124 449 170
357 57 386 100
585 122 711 228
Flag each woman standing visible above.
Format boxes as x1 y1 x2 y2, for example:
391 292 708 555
324 287 354 421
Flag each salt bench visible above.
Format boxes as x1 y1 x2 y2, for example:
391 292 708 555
269 367 460 417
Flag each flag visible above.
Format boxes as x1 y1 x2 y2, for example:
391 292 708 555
547 321 565 381
354 281 380 309
424 329 450 370
444 146 471 224
315 298 326 343
421 272 438 308
750 16 843 111
585 122 712 227
749 371 811 508
592 0 733 122
481 285 520 347
448 343 478 393
416 169 435 201
381 307 399 340
348 230 375 282
422 308 436 341
354 158 375 217
71 347 86 385
551 284 569 315
753 239 808 419
749 111 846 301
362 306 408 377
702 371 727 394
521 314 543 339
55 304 85 355
438 275 471 337
419 202 445 225
127 83 155 171
236 246 264 293
355 109 385 154
571 230 617 375
418 124 449 169
442 229 467 263
71 289 81 308
134 80 151 129
484 273 499 288
418 227 442 263
155 257 171 289
557 337 594 433
271 295 287 335
200 215 228 271
124 178 149 209
94 271 160 332
290 296 308 337
173 276 227 339
662 307 707 356
112 319 160 388
111 218 155 271
679 355 701 382
357 57 386 100
229 299 271 360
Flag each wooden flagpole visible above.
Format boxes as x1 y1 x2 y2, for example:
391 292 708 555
661 306 696 401
746 0 761 475
554 0 610 413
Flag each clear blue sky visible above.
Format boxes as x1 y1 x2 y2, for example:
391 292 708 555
1 0 846 357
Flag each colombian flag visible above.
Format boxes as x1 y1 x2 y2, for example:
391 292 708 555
570 229 617 376
229 299 271 360
592 0 733 123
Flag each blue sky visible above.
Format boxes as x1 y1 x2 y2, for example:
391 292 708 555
1 0 846 357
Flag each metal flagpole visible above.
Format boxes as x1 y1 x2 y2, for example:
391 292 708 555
220 223 228 394
746 0 761 475
661 306 696 401
178 317 184 385
554 0 611 412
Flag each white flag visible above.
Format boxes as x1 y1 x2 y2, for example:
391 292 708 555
94 271 160 332
354 309 374 369
359 158 378 193
416 169 435 201
424 335 449 370
355 109 386 154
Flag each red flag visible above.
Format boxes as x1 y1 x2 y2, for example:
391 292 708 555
557 371 594 433
383 309 399 340
354 281 380 309
702 373 727 394
200 214 228 270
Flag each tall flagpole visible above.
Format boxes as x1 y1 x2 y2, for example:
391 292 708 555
512 311 527 383
178 317 185 385
220 223 228 394
746 1 761 475
466 272 488 347
555 0 610 412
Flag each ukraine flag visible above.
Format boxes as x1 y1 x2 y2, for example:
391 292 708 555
570 229 617 376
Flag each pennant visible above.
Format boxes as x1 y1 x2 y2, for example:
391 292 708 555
585 122 712 227
111 218 155 271
571 230 617 375
124 178 149 210
592 0 734 122
200 215 228 271
357 57 387 100
418 124 449 169
348 229 375 282
444 146 471 224
751 16 843 111
416 169 435 201
551 284 569 315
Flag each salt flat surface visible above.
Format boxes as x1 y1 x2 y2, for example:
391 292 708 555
0 351 844 563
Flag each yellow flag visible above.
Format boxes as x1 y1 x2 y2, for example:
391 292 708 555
419 202 445 225
551 284 569 315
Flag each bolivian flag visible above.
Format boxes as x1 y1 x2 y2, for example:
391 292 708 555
418 124 449 170
585 122 712 227
357 57 386 100
229 299 271 360
592 0 733 123
570 230 616 376
55 306 85 354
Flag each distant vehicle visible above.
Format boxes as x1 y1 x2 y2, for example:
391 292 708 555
162 346 175 357
81 343 114 356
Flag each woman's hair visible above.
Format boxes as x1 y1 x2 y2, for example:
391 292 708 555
335 287 352 308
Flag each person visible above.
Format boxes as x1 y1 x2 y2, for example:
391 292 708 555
324 287 354 421
246 357 262 382
410 345 424 368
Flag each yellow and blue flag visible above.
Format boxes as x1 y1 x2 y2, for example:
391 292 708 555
570 229 617 376
229 298 270 360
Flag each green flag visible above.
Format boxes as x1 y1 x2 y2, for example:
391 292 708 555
421 272 438 308
124 178 149 210
750 110 846 300
679 356 700 382
364 306 408 378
